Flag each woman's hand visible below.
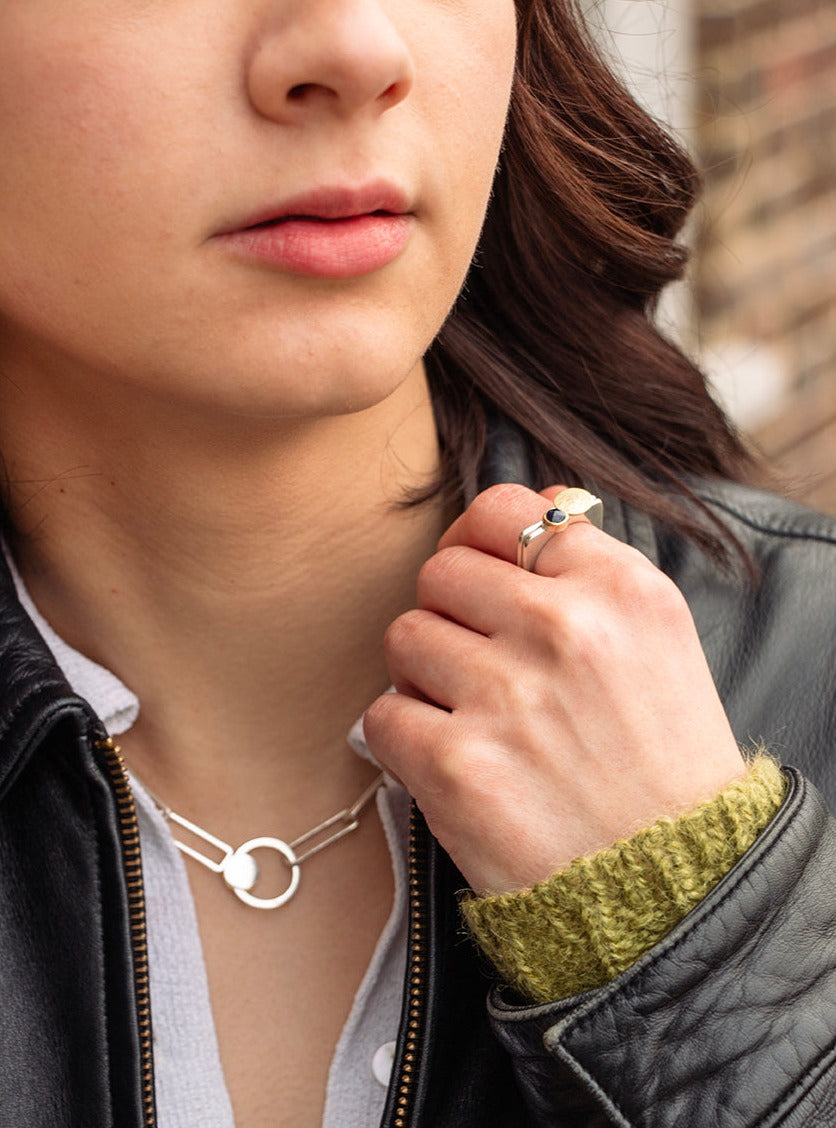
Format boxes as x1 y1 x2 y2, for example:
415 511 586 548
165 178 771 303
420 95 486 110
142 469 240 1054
363 484 746 895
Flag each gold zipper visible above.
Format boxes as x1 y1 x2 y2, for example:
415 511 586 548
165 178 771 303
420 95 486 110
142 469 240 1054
391 802 430 1128
95 735 427 1128
95 736 156 1128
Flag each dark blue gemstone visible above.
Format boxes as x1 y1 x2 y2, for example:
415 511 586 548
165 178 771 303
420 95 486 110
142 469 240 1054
544 507 567 526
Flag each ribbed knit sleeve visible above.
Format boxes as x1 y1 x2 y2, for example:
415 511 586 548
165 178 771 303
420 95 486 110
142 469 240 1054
460 753 787 1003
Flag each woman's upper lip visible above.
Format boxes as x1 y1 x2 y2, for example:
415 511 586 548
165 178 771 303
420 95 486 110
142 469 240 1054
218 181 412 234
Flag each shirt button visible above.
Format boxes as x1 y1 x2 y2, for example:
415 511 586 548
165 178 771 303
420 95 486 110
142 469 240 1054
372 1041 397 1087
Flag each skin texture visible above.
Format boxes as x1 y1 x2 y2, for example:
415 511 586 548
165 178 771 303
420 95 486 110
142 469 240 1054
0 0 744 1122
0 3 519 1124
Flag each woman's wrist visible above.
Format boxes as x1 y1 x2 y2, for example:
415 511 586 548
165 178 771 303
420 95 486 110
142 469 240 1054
461 751 787 1004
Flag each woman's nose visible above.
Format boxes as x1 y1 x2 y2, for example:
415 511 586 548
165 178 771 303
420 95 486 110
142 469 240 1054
247 0 415 125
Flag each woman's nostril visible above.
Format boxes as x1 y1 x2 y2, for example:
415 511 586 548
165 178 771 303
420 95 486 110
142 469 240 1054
288 83 313 101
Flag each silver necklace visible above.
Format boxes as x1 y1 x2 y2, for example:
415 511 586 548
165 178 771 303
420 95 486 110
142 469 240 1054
128 755 385 911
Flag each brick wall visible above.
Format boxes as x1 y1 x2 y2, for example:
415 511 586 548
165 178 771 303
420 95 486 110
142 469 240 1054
694 0 836 513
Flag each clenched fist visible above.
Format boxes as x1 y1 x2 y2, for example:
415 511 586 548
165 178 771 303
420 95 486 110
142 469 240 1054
364 484 745 894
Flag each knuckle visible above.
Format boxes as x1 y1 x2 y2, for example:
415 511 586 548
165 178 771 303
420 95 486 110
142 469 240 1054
654 577 694 632
586 541 673 605
617 560 666 604
382 609 428 656
459 482 537 538
474 482 532 514
362 693 397 744
418 544 470 593
423 726 488 791
492 659 536 714
560 605 608 666
621 557 687 617
506 575 549 620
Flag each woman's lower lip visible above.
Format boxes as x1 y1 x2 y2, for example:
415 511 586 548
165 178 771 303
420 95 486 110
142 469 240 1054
218 214 412 278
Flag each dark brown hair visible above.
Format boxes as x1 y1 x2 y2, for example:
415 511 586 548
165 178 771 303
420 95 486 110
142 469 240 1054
425 0 752 559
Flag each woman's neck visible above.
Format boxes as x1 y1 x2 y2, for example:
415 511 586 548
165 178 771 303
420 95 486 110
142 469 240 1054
3 362 446 814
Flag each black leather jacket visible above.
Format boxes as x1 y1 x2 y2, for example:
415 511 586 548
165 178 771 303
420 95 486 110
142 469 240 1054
1 463 834 1127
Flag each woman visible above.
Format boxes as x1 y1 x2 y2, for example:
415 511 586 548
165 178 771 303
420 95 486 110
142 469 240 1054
0 0 833 1125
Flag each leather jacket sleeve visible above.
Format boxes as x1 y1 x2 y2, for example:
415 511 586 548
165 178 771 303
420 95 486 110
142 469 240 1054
488 769 836 1126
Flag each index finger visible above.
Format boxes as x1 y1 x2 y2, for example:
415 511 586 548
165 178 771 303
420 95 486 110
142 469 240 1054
439 482 598 570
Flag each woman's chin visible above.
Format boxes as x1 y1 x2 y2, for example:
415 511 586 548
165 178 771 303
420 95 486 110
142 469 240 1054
146 351 430 427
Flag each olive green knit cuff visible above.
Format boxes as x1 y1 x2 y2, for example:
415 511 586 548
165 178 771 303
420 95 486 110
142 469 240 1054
461 753 786 1004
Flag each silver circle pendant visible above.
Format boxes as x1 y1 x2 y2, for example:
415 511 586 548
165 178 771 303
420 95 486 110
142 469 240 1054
222 837 301 910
